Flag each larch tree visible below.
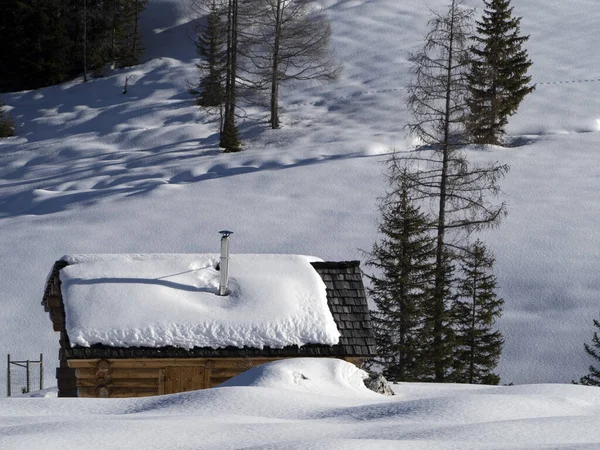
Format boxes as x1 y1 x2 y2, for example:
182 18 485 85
451 240 503 384
467 0 534 145
365 155 437 382
244 0 339 129
405 0 508 381
577 317 600 386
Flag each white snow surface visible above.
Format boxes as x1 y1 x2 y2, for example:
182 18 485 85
0 0 599 392
3 359 600 449
220 357 378 398
59 253 339 349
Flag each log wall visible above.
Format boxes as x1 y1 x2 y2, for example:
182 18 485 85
67 357 367 398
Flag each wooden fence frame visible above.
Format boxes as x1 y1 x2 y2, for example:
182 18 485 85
7 354 43 397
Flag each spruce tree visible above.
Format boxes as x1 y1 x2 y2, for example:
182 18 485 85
578 317 600 386
0 100 15 137
196 1 227 108
119 0 148 67
451 240 503 384
365 157 437 382
6 0 73 90
467 0 534 145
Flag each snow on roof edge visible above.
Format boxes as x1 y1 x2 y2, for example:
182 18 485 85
58 253 340 350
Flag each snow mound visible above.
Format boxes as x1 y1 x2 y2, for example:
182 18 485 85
14 387 58 398
59 254 340 349
219 358 381 399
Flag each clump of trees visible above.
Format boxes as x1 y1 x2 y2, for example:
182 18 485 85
366 154 505 384
193 0 340 152
367 0 521 384
0 0 148 92
0 100 15 137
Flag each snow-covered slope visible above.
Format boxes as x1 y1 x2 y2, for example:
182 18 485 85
0 0 599 392
4 359 600 449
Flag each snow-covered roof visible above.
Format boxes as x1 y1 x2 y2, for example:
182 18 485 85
57 254 341 350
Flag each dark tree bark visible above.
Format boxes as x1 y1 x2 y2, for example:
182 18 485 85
219 0 241 151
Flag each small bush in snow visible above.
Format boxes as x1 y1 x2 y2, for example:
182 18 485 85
0 101 14 138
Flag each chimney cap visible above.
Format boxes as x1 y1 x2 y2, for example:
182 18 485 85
219 230 234 237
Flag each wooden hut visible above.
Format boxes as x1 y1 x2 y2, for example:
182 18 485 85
41 254 376 398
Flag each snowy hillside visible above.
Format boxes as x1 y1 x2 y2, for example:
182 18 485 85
0 0 599 393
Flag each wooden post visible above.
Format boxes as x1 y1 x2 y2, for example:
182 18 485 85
6 354 10 397
39 354 44 391
26 360 30 394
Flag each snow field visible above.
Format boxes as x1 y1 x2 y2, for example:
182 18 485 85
0 0 599 394
4 359 600 449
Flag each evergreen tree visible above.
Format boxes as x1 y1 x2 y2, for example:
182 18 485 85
83 0 124 77
451 240 503 384
578 317 600 386
0 99 15 137
0 0 73 91
119 0 148 67
0 0 143 91
406 0 508 382
365 157 438 382
196 0 227 108
467 0 535 145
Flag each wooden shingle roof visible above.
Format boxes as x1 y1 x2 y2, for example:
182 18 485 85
42 259 376 359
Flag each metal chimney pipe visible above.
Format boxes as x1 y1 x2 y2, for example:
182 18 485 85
218 230 233 296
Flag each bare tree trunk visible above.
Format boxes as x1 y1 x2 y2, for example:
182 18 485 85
83 0 88 82
469 271 477 384
223 0 233 128
432 0 455 383
269 0 282 128
132 0 140 60
220 0 241 150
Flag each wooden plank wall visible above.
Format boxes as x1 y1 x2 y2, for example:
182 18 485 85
70 358 279 398
68 357 367 398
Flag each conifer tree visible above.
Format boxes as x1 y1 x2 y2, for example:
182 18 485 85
83 0 129 77
578 317 600 386
119 0 148 67
9 0 73 89
196 0 227 108
365 157 437 382
406 0 508 382
0 100 15 138
467 0 534 145
451 240 503 384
